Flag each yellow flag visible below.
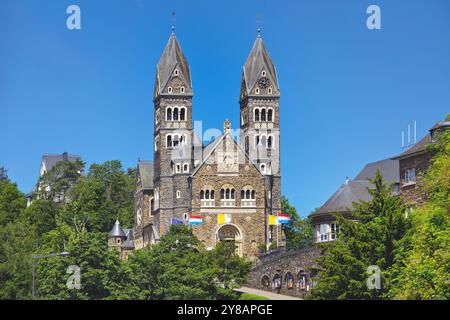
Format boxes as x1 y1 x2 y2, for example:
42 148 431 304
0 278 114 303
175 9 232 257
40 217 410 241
218 213 231 224
269 215 278 225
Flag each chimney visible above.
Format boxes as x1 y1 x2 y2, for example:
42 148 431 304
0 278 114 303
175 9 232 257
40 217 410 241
62 152 69 162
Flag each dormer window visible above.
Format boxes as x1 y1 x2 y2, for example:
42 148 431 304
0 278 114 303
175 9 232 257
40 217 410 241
168 86 173 93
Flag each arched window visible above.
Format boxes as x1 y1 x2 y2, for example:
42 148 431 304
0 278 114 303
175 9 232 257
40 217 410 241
200 190 205 199
168 86 173 93
268 136 273 149
255 88 260 94
285 272 294 289
273 274 282 289
180 108 186 121
231 189 235 199
221 189 225 199
261 109 266 121
173 107 179 121
246 190 250 199
268 109 273 122
240 190 244 199
221 187 235 199
260 163 266 174
254 108 260 122
268 87 272 94
205 190 210 199
245 136 249 154
251 190 255 199
183 163 189 173
180 86 185 93
255 135 260 147
166 135 172 148
226 189 230 199
167 108 172 121
174 69 179 76
211 190 215 199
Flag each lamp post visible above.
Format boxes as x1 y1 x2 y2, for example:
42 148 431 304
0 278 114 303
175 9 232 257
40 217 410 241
32 251 70 300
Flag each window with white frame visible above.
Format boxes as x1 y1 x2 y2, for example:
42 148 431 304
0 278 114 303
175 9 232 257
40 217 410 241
180 86 185 93
268 87 272 94
255 88 260 94
174 69 179 76
262 70 266 76
405 168 416 184
183 163 189 173
176 190 181 199
240 187 256 207
200 187 215 207
260 163 266 174
330 223 339 240
319 224 328 242
175 163 181 174
220 186 235 207
168 86 173 93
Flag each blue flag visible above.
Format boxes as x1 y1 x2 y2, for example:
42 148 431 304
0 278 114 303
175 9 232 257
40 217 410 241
171 218 184 225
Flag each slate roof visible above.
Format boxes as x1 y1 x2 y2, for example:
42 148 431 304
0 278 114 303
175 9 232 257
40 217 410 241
430 120 450 132
313 158 400 216
242 36 279 95
391 134 431 160
155 33 192 95
42 153 81 172
138 161 154 190
122 228 135 249
354 159 399 184
108 220 127 238
314 180 373 215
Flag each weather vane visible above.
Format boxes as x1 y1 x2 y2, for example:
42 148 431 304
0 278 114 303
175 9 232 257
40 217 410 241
256 13 262 36
171 11 176 33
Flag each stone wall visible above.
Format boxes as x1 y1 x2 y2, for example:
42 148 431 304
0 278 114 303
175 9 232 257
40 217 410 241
247 247 322 298
399 152 431 205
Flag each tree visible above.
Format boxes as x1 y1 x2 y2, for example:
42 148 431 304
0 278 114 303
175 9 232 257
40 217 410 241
36 159 84 203
388 124 450 300
0 167 7 181
309 172 407 299
36 225 126 300
0 177 26 225
281 196 313 250
58 160 135 233
124 225 251 300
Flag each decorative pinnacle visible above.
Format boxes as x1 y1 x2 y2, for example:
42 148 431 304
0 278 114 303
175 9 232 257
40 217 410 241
257 28 261 37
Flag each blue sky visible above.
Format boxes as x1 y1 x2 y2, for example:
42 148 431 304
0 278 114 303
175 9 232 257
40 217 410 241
1 0 449 217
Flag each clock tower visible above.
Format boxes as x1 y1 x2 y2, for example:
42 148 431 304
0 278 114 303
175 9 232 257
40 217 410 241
239 32 282 234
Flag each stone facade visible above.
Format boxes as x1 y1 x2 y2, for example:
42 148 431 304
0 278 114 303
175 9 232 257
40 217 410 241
247 248 322 298
397 149 431 206
130 32 283 258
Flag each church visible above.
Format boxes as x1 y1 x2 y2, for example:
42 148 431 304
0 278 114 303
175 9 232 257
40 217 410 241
111 29 283 258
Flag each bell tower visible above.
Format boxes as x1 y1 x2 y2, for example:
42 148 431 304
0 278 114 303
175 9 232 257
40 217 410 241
153 29 193 235
239 31 282 231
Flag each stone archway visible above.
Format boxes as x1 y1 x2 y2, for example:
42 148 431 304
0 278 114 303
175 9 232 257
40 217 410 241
216 224 243 256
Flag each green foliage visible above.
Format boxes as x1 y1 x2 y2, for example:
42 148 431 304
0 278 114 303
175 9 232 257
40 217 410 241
36 159 84 203
281 196 313 250
58 160 135 233
21 200 58 239
36 226 126 300
124 225 251 300
238 293 269 300
0 178 26 225
388 125 450 300
309 172 407 299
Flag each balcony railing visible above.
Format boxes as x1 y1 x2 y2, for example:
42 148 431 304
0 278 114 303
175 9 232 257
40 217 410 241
220 199 235 207
200 199 215 207
241 200 256 207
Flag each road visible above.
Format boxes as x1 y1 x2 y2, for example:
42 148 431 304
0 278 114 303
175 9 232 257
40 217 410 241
235 286 302 300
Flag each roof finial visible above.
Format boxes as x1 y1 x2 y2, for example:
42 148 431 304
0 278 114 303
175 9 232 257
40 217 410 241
256 13 262 38
171 11 176 34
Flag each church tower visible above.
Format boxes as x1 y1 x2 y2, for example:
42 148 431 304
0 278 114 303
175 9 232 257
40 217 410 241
153 29 194 235
239 32 282 226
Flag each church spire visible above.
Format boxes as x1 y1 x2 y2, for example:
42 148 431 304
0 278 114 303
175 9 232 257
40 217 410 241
154 32 192 98
240 35 279 99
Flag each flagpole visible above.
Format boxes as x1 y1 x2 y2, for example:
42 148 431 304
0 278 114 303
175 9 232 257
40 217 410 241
276 213 279 249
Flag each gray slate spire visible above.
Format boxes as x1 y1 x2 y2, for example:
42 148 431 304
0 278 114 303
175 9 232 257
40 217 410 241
108 220 127 238
241 36 279 97
154 32 192 97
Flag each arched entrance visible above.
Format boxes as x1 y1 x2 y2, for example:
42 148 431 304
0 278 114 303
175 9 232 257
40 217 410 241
216 224 242 256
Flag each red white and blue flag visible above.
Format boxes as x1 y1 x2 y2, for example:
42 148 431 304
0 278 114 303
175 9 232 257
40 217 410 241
277 213 292 224
188 215 203 225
